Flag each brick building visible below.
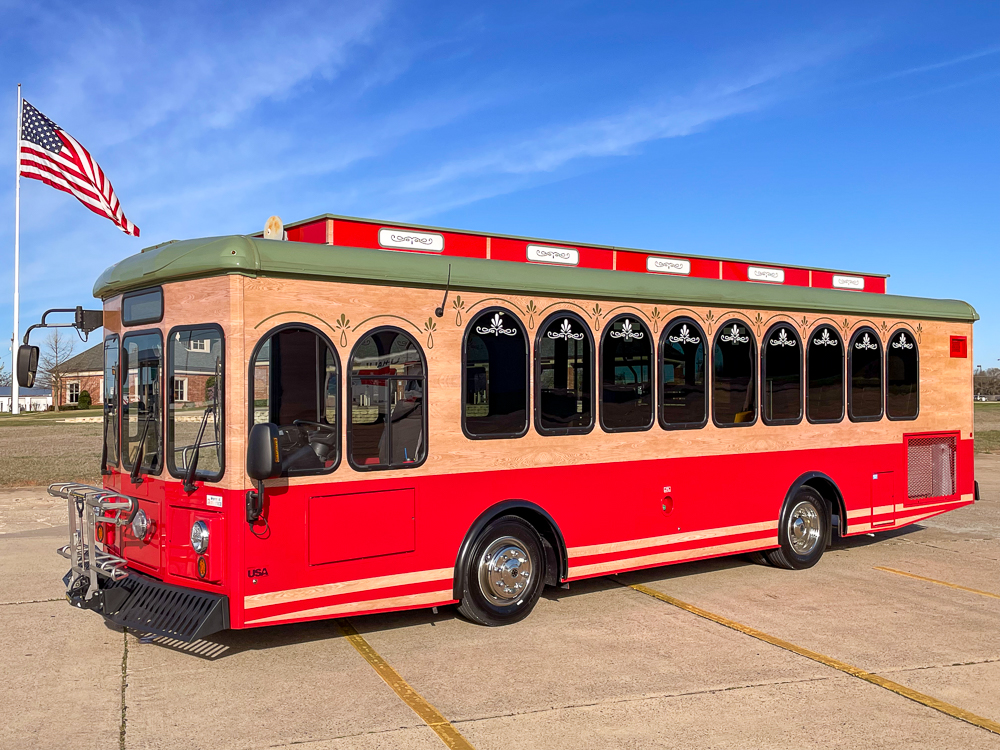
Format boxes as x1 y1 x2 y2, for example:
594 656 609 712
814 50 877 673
58 342 104 408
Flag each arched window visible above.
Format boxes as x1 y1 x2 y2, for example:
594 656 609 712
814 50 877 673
849 327 883 422
806 325 844 423
250 325 339 476
659 318 707 430
348 328 426 469
886 329 919 420
600 315 653 432
536 313 594 434
713 320 756 427
464 308 529 438
762 323 802 425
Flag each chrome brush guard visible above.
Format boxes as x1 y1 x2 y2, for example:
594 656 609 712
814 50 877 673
52 482 137 605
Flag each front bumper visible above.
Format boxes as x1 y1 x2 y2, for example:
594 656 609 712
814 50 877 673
53 482 229 642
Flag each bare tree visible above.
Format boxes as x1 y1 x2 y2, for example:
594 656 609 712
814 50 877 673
0 359 11 389
37 329 76 412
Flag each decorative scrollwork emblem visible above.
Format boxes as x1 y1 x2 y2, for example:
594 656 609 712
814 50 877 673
855 333 878 351
547 319 585 341
720 324 749 344
891 332 914 350
476 313 517 337
812 328 838 347
769 328 796 347
668 324 700 345
610 319 644 341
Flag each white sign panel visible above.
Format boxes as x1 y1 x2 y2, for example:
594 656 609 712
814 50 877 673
646 256 691 275
378 228 444 253
832 274 865 290
206 494 223 508
748 266 785 284
526 244 579 266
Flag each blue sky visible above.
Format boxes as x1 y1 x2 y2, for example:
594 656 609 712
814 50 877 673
1 1 997 371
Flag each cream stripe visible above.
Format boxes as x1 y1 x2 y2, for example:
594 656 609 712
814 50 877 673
245 567 454 610
245 589 452 625
569 536 774 578
962 493 974 502
847 508 871 519
873 504 895 516
568 520 778 559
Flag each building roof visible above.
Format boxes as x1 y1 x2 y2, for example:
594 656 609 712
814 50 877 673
94 235 978 323
0 386 51 397
62 341 104 374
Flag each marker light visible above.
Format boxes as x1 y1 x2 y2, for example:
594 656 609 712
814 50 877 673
190 520 209 554
131 510 149 541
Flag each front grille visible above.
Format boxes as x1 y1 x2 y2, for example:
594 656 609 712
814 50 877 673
104 573 229 642
907 434 957 501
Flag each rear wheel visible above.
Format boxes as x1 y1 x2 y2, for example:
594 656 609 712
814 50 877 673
765 487 828 570
457 515 545 626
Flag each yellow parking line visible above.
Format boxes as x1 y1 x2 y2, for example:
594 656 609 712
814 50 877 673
619 580 1000 736
874 567 1000 600
336 619 476 750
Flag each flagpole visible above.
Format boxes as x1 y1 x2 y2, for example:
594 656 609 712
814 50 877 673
11 84 21 415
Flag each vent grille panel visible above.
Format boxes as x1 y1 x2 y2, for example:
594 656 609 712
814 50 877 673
907 435 957 501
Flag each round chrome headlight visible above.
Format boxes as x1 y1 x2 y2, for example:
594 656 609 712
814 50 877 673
190 520 209 554
131 509 149 541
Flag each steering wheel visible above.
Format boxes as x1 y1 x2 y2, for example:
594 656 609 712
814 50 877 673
292 420 337 447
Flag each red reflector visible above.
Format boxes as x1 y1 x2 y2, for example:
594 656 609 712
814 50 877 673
96 524 105 543
950 336 967 358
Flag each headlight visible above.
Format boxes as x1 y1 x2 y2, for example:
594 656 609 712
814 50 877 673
131 509 149 541
190 520 209 554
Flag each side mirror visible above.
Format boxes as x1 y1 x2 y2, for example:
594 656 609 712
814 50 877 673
247 423 281 480
17 345 39 388
246 423 281 524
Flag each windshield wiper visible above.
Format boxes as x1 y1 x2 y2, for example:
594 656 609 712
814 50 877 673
129 404 155 485
183 405 213 493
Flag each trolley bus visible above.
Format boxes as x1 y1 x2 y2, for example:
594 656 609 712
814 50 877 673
19 213 978 640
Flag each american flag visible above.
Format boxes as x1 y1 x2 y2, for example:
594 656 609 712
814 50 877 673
18 99 139 236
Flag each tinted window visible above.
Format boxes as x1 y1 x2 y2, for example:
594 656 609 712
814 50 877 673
122 332 163 474
168 328 224 480
713 321 756 426
464 310 528 438
251 327 339 475
660 320 707 429
762 325 802 424
349 329 426 469
807 326 844 423
849 328 883 421
122 288 163 326
886 330 918 419
537 314 593 434
600 316 653 431
103 336 119 467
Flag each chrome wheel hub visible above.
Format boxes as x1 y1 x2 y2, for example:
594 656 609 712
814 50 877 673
479 536 533 603
788 500 821 555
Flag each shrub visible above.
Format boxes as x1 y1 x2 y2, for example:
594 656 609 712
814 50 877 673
78 390 92 409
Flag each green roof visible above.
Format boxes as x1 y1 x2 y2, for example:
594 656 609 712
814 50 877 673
94 235 978 323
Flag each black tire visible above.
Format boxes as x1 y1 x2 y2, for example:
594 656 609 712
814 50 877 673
457 515 546 626
746 551 771 566
765 486 829 570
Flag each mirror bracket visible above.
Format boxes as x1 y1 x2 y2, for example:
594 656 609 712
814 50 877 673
246 480 265 523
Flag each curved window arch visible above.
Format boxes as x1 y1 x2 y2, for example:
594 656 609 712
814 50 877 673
713 320 757 427
249 323 340 476
848 327 883 422
761 323 802 425
600 314 653 432
886 328 919 420
806 324 844 423
535 312 594 435
348 327 426 469
659 317 707 430
463 308 529 439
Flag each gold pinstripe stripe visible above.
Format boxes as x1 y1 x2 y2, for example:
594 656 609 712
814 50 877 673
874 567 1000 600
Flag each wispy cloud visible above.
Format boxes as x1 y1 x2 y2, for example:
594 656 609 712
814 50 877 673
869 45 1000 84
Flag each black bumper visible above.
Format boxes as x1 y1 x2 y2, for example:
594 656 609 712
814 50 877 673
67 570 229 642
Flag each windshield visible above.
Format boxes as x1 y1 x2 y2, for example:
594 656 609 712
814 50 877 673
167 328 223 480
122 332 163 474
103 336 119 467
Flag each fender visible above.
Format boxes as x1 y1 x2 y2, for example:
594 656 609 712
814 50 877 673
785 471 846 542
453 500 568 600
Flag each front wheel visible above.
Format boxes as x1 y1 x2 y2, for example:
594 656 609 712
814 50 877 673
457 515 545 626
765 487 829 570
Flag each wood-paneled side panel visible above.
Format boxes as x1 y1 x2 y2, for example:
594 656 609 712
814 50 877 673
240 276 975 486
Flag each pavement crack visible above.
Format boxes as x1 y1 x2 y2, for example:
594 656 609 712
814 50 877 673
880 657 1000 675
120 628 129 750
900 538 1000 562
0 597 62 606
